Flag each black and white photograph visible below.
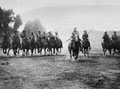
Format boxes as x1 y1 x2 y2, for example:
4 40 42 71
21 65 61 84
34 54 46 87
0 0 120 89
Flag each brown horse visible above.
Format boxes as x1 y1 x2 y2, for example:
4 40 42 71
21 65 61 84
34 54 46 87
68 35 81 60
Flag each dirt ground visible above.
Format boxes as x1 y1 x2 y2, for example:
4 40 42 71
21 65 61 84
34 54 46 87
0 49 120 89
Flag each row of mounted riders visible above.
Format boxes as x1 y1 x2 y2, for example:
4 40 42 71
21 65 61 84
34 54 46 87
1 31 63 56
101 31 120 56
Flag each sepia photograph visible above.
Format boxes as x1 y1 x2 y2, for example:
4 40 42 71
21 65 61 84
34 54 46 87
0 0 120 89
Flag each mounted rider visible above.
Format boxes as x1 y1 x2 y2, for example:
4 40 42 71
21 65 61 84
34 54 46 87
48 31 54 40
82 30 91 49
2 30 9 42
38 31 42 39
2 30 10 47
72 27 80 41
102 32 110 43
42 31 47 39
111 31 118 43
54 32 60 40
21 30 28 42
30 32 35 41
13 31 20 43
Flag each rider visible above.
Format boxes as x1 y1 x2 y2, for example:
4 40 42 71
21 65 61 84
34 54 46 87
13 32 20 42
42 31 47 39
21 30 28 41
2 30 9 41
54 32 60 40
111 31 118 43
102 31 110 43
48 31 54 40
31 32 35 41
38 31 42 39
72 27 80 40
82 30 91 49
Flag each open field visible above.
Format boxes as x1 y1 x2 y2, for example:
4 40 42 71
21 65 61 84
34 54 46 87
0 48 120 89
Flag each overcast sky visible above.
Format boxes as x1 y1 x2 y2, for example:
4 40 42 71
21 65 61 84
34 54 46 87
0 0 120 31
1 0 120 14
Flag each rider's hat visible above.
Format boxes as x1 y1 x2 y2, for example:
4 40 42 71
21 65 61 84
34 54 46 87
114 31 116 33
55 32 58 34
74 27 77 31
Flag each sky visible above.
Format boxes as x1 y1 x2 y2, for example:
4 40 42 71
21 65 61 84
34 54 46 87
0 0 120 32
1 0 120 14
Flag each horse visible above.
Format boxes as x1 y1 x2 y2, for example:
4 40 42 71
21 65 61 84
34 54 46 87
30 37 36 56
81 39 90 57
21 37 31 56
68 35 81 60
37 36 43 54
2 36 11 55
42 37 49 55
101 38 112 56
111 40 120 57
54 38 63 55
47 37 55 55
12 35 21 55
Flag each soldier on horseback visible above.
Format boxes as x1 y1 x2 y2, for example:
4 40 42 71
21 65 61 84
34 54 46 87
103 32 110 43
48 31 54 40
2 30 9 41
68 28 81 59
2 30 11 55
42 31 47 39
72 27 80 41
13 32 20 42
21 31 27 40
54 32 60 40
38 31 42 39
111 31 118 43
82 30 91 49
31 32 35 41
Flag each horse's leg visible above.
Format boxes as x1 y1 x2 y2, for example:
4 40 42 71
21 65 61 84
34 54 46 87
113 48 116 57
40 48 42 54
53 48 55 54
84 49 86 57
108 48 111 55
31 48 33 56
87 48 89 57
23 49 26 56
103 48 106 55
75 51 78 60
3 49 5 54
50 48 52 56
69 49 72 59
56 48 58 55
44 48 46 55
7 48 9 55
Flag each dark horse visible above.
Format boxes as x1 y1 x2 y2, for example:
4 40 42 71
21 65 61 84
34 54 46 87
30 37 36 56
111 40 120 57
2 35 11 55
48 37 55 55
37 36 43 54
22 37 30 56
54 38 63 55
101 38 112 55
42 37 49 55
12 35 21 55
81 39 90 57
68 36 81 60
